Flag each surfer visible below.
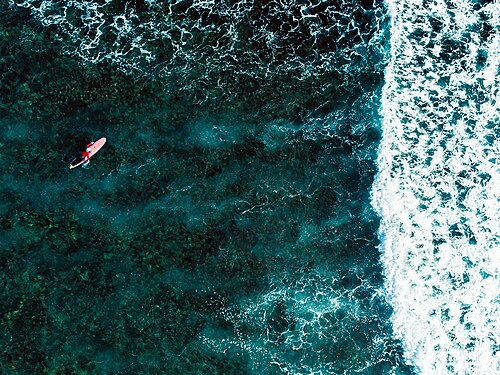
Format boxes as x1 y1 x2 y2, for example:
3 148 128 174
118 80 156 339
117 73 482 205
69 138 106 169
81 142 94 166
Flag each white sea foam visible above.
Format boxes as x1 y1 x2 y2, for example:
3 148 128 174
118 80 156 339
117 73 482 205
372 0 500 373
200 272 384 374
10 0 381 88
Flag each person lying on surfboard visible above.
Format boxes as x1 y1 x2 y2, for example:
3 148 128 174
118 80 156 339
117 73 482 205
81 142 94 166
69 138 106 169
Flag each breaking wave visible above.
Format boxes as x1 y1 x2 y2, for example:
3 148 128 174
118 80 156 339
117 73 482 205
372 0 500 373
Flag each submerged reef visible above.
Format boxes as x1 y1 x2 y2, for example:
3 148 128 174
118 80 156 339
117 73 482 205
0 0 413 373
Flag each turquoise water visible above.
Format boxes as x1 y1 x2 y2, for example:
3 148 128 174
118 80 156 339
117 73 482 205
0 1 421 374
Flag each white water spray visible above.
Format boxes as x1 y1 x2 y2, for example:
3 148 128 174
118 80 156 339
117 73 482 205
372 0 500 373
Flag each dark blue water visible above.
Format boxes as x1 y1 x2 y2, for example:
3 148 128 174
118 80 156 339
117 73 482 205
1 0 415 373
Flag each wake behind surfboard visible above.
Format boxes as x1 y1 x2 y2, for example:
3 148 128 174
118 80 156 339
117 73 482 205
69 137 106 169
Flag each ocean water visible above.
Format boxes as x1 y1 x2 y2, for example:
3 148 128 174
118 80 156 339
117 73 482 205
372 1 499 374
0 1 497 375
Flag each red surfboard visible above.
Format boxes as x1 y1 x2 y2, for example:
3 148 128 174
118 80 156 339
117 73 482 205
69 137 106 169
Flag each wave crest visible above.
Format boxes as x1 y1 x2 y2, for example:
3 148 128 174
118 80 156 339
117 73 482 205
372 0 500 373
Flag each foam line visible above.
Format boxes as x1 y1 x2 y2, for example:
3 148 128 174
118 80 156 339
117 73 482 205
372 0 500 373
